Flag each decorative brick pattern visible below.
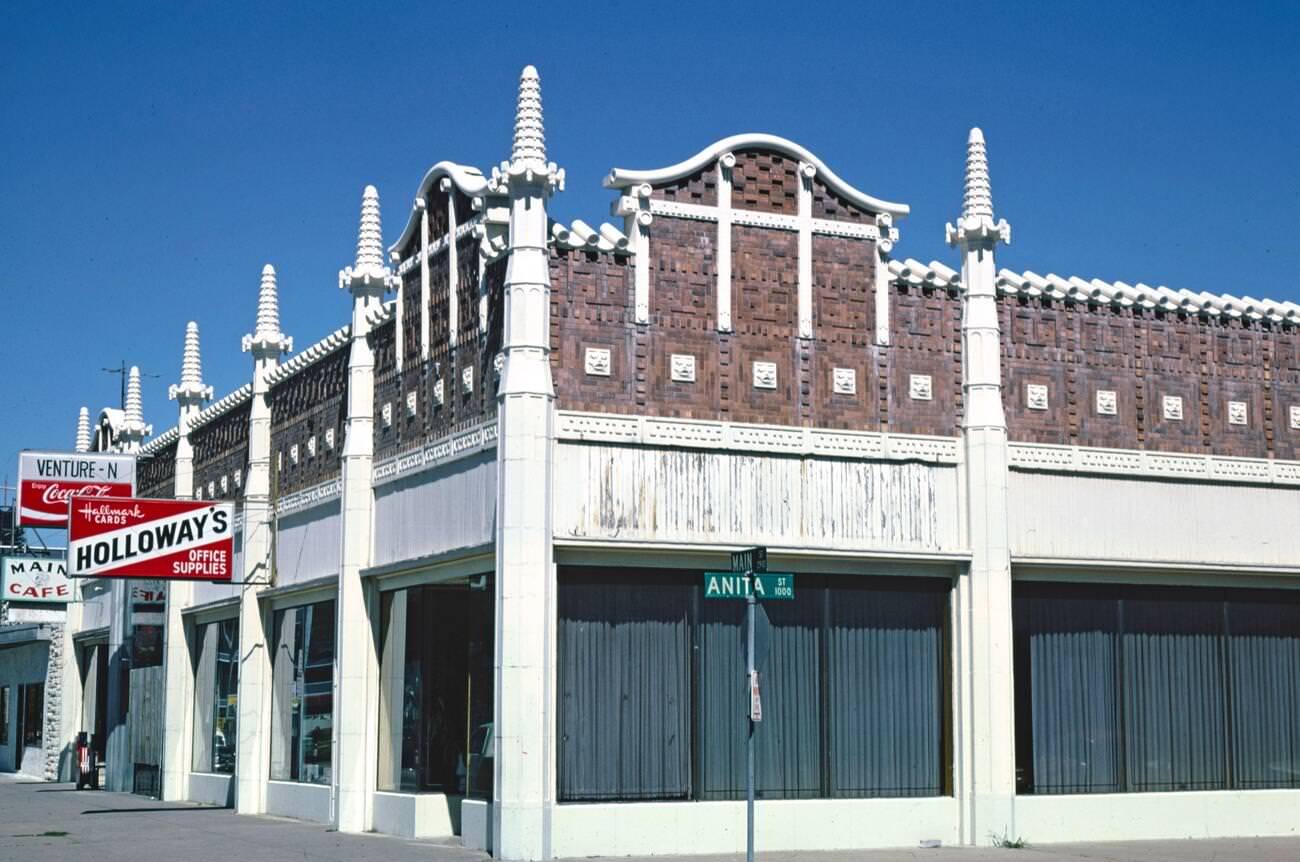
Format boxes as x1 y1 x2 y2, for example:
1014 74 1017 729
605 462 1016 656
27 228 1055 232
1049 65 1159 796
138 439 177 498
191 400 250 503
649 165 718 206
270 346 347 496
730 150 799 215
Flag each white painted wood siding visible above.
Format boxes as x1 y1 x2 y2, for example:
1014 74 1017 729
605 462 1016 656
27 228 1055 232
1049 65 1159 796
554 442 961 552
274 501 342 585
1009 471 1300 569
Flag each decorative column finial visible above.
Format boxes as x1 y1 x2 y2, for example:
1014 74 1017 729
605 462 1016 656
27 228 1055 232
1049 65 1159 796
75 407 90 453
339 185 393 302
946 127 1011 247
170 321 214 406
242 264 293 356
511 64 546 165
119 365 153 449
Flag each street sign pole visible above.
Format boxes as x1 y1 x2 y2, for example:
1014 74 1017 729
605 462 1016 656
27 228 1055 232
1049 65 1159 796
746 586 755 862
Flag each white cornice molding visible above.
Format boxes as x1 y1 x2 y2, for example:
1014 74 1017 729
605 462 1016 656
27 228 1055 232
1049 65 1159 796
371 418 499 486
1009 441 1300 486
604 133 910 219
389 161 490 256
556 411 961 464
264 324 351 389
275 477 343 516
643 199 898 244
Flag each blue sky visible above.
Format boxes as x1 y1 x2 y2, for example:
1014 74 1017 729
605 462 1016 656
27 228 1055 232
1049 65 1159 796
2 0 1297 488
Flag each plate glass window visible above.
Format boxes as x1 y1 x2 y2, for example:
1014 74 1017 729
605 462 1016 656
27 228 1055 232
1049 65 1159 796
270 600 335 784
192 618 239 774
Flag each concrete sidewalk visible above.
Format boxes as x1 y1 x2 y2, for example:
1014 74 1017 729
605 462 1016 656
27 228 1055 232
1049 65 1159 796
1 777 1297 861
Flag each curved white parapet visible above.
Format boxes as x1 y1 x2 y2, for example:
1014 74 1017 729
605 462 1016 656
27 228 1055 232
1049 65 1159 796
388 161 490 256
605 132 910 219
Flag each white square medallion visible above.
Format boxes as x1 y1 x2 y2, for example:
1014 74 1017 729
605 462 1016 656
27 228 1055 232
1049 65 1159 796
752 361 777 390
1162 395 1183 421
462 366 474 395
307 435 317 458
208 480 216 497
220 475 229 494
1096 389 1117 416
493 352 504 377
290 444 299 465
670 353 696 383
584 347 612 377
1291 405 1300 431
324 428 336 451
233 469 242 488
433 378 445 406
832 367 856 396
1026 383 1049 411
406 390 418 417
1227 400 1248 426
909 374 933 401
382 402 393 427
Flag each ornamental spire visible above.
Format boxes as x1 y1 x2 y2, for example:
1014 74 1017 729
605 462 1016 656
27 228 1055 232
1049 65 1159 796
125 366 143 426
339 186 392 295
170 321 214 405
963 128 993 220
75 407 90 453
511 64 546 165
946 127 1010 248
243 264 293 356
355 185 384 269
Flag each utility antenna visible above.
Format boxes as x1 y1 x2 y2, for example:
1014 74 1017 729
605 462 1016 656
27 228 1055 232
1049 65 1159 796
101 360 160 410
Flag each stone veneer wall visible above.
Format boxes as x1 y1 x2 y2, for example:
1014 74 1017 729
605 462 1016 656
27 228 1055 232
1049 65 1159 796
42 624 63 780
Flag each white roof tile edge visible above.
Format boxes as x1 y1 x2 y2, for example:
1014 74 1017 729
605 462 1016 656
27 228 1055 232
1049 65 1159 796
604 133 910 219
887 259 1300 324
550 218 630 255
265 324 351 388
190 384 253 432
140 425 179 456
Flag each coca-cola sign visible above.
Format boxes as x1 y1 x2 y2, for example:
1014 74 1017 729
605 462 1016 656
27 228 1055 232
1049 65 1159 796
17 451 136 528
68 496 234 581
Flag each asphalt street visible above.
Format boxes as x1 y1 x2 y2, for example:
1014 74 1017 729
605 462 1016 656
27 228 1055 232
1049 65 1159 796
1 777 1297 861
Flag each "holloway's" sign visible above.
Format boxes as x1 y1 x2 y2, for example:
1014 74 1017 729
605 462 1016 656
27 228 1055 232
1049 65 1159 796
68 497 235 581
16 450 136 527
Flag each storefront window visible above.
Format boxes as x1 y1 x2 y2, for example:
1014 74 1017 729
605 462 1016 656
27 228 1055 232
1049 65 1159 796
556 568 949 802
192 618 239 774
270 600 335 784
377 582 494 796
1014 583 1300 794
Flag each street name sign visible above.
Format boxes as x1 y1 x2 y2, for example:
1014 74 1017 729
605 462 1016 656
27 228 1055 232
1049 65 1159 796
703 572 795 600
68 497 235 581
16 450 136 528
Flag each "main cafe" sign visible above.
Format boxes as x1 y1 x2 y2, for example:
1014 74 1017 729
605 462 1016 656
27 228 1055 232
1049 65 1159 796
2 555 73 603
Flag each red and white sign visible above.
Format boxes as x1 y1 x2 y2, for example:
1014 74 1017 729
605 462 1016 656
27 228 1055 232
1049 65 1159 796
2 556 73 603
17 451 136 528
68 497 234 581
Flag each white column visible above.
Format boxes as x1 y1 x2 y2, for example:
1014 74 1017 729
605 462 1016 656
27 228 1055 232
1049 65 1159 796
620 183 653 324
797 161 815 339
332 184 389 833
161 322 211 800
493 64 562 861
420 197 431 361
874 214 896 347
716 153 734 332
445 178 460 348
236 266 292 815
947 127 1015 846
